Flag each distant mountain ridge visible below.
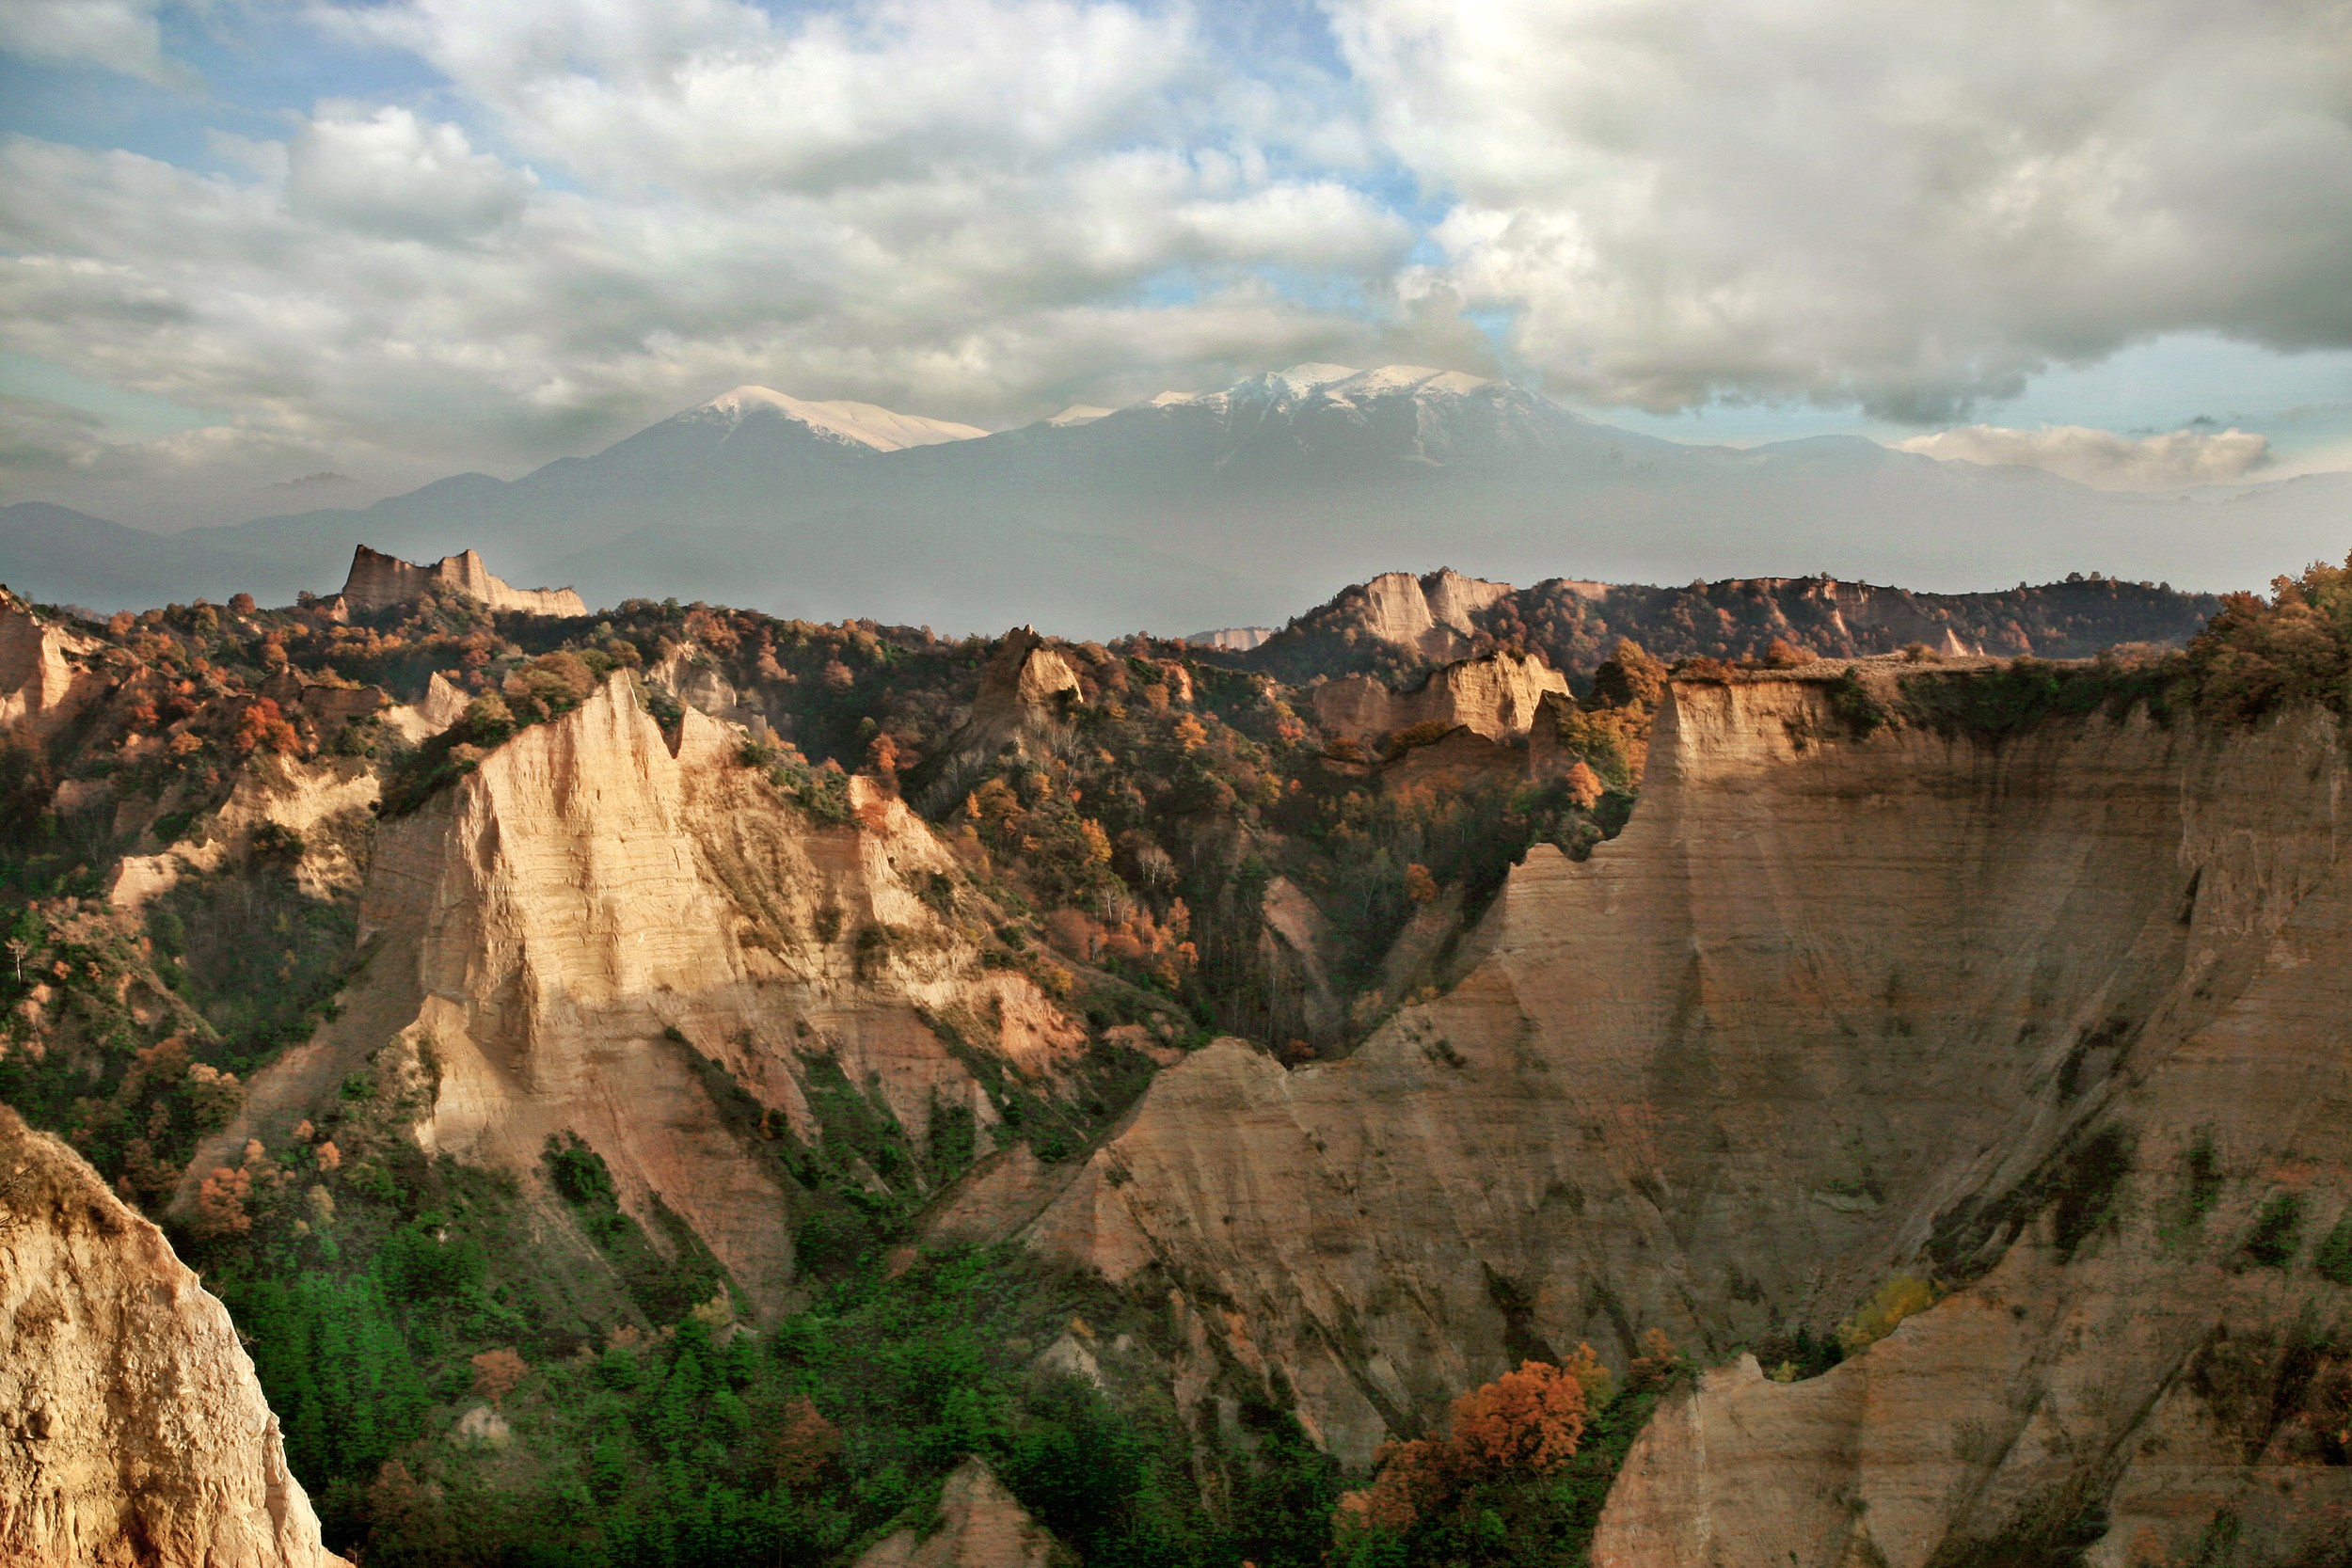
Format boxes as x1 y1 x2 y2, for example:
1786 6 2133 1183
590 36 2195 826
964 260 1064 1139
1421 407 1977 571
1239 566 2224 686
2 363 2346 636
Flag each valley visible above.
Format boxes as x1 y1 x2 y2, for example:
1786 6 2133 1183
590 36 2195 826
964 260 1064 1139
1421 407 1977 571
0 544 2347 1566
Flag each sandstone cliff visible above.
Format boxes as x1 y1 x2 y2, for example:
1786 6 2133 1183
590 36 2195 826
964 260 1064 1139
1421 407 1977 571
191 675 1091 1316
1022 663 2352 1559
0 591 106 736
0 1108 343 1568
1311 647 1568 746
329 545 588 619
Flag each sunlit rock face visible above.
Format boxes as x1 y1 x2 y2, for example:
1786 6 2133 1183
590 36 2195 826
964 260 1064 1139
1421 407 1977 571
0 1108 347 1568
192 676 1089 1318
332 545 586 619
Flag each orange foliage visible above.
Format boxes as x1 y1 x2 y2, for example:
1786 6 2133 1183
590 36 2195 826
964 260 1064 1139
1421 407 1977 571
1563 760 1605 811
1337 1357 1592 1539
1403 863 1438 903
1340 1437 1454 1533
471 1347 530 1403
1448 1359 1587 1476
193 1164 252 1237
233 698 300 757
1629 1326 1683 1388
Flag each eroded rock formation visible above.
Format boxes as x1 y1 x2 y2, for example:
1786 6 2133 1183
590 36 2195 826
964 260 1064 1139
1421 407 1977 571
1311 647 1569 746
0 1107 344 1568
850 1457 1068 1568
329 545 587 619
0 591 105 736
191 675 1089 1315
1022 664 2352 1560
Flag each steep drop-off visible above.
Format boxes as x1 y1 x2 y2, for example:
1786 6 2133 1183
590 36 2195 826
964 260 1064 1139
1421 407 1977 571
1022 663 2352 1560
0 1108 344 1568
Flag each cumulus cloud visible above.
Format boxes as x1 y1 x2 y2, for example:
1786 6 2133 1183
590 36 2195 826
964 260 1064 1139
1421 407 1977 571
0 0 180 85
7 0 2352 527
286 108 533 244
1896 423 2274 490
1330 0 2352 419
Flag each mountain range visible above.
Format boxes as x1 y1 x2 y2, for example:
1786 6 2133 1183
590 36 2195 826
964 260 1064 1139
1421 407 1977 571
4 362 2348 637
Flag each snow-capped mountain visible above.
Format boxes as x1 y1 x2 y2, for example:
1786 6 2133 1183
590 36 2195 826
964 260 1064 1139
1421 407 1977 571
686 388 985 451
4 366 2347 636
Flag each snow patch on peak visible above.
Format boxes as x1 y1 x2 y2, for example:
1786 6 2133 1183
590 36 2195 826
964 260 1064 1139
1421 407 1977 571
694 387 985 451
1325 365 1497 399
1144 389 1200 407
1045 405 1112 427
1271 363 1360 391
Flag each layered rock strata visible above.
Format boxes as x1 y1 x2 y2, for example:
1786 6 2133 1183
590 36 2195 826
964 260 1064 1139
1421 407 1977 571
0 1108 344 1568
1025 664 2352 1560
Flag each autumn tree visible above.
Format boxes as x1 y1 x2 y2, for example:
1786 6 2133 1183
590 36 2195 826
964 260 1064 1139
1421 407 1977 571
470 1348 530 1403
1448 1358 1587 1476
1336 1356 1593 1540
233 698 300 757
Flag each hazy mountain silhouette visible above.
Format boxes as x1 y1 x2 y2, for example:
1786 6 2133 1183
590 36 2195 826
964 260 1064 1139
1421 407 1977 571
4 364 2345 635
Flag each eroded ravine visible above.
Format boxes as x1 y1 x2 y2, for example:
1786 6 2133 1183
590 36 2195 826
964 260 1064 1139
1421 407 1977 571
1023 669 2352 1562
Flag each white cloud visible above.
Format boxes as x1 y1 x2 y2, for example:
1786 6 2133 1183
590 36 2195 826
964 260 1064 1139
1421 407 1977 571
8 0 2352 530
1896 423 2273 490
1330 0 2352 420
0 0 181 85
287 107 533 244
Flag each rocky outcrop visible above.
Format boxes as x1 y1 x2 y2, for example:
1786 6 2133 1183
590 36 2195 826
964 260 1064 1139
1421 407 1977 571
192 676 1088 1317
1187 626 1275 653
1025 663 2352 1560
0 592 104 736
329 545 587 619
907 629 1088 808
1311 647 1568 745
963 628 1084 752
851 1457 1067 1568
0 1108 344 1568
1335 569 1514 662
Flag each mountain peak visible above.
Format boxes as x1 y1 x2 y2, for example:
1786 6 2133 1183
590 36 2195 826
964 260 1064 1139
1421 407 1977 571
693 387 985 451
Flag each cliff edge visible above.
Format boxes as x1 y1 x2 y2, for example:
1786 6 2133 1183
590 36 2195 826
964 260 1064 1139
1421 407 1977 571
0 1107 344 1568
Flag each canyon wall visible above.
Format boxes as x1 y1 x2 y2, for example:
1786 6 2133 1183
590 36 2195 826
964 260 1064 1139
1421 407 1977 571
192 676 1089 1315
0 1108 344 1568
1024 664 2352 1560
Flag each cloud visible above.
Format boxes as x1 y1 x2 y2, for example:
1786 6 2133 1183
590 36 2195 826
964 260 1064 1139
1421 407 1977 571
287 107 533 244
8 0 2352 531
1895 423 2273 490
1330 0 2352 420
0 1 1411 461
0 0 182 85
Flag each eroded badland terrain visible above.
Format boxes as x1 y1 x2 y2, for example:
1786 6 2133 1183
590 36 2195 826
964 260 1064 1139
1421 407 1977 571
1 549 2347 1567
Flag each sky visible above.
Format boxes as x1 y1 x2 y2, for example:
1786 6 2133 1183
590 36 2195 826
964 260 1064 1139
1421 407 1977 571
4 0 2352 531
